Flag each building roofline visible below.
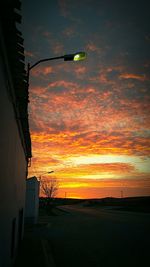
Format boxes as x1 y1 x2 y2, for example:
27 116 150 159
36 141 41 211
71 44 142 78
0 0 32 163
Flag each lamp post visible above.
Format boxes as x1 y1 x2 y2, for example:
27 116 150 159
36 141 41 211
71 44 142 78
27 51 87 85
38 171 54 181
27 51 86 166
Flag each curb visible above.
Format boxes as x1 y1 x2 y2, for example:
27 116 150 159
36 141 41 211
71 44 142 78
41 239 56 267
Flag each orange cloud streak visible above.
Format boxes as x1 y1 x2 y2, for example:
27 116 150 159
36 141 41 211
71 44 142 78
119 73 148 81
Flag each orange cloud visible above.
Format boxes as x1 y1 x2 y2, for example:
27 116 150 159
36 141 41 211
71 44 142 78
29 78 150 160
58 177 150 190
74 66 86 75
31 65 55 77
57 176 150 199
47 80 79 90
119 73 148 81
28 64 150 200
29 129 150 169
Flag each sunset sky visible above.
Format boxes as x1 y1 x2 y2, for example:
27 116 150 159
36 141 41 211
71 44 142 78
22 0 150 198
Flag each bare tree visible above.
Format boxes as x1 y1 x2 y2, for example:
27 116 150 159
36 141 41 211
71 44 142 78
40 178 58 199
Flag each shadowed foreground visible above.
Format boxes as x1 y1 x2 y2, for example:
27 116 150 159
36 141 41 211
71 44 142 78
14 199 150 267
47 204 150 267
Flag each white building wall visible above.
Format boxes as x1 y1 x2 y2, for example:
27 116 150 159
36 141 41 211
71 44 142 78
0 32 28 267
25 177 40 224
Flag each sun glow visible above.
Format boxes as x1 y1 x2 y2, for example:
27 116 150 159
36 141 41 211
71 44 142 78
68 154 135 165
64 154 149 173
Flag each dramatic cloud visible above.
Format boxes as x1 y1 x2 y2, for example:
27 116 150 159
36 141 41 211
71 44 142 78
119 73 148 81
23 0 150 198
31 65 55 77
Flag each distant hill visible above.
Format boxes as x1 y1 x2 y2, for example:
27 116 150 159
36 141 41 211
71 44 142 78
79 196 150 213
40 196 150 213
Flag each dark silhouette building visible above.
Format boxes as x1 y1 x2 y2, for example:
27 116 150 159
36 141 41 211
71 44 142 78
0 1 31 266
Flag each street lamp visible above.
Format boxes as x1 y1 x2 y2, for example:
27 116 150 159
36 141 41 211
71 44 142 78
27 51 86 166
38 171 54 181
27 51 87 83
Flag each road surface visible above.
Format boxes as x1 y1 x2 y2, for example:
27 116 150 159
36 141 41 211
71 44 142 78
45 204 150 267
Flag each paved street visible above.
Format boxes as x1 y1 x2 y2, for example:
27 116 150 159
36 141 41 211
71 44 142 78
46 205 150 267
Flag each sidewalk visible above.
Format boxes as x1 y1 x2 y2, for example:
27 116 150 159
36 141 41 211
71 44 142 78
14 213 56 267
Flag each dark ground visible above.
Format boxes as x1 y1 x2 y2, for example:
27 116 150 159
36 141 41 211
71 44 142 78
40 195 150 214
45 203 150 267
14 196 150 267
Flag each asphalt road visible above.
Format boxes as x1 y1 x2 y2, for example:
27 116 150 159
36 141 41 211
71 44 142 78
47 205 150 267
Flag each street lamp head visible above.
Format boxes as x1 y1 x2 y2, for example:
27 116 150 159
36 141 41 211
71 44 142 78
47 171 54 174
64 52 87 61
73 52 87 61
28 52 87 73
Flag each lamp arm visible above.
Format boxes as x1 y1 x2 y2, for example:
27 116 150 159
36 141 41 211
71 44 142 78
29 56 65 71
